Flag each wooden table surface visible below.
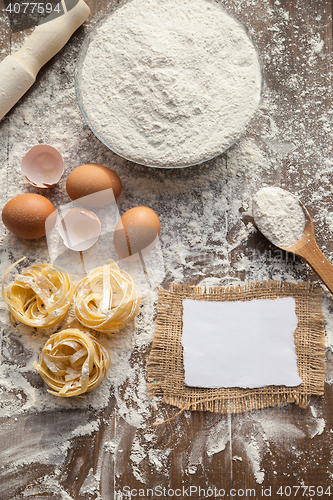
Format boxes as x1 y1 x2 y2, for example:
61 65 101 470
1 0 333 499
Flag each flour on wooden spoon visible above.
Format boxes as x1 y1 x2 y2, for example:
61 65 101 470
252 186 306 248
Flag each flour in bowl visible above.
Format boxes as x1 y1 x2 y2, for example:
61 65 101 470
78 0 263 167
252 186 306 248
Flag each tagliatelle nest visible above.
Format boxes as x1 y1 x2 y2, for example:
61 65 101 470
33 328 111 397
2 258 74 328
74 261 141 333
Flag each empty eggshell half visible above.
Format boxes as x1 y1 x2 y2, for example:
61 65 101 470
21 145 64 188
58 208 101 251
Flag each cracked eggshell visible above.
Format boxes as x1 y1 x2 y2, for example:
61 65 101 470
21 145 64 188
58 208 101 252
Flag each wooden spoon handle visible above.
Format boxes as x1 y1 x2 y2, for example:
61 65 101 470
299 242 333 295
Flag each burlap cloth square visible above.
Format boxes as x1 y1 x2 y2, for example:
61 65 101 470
148 281 326 414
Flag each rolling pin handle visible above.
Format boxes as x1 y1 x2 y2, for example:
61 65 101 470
0 0 90 121
12 0 90 78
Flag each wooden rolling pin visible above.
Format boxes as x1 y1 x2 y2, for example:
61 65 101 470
0 0 90 121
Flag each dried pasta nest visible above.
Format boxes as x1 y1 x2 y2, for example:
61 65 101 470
74 261 140 333
2 258 73 328
33 328 111 397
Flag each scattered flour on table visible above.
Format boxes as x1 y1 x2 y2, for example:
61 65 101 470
309 406 325 438
80 0 262 167
245 435 265 484
252 186 306 248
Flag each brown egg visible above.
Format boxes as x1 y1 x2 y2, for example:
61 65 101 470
66 164 122 207
114 206 161 260
2 193 56 239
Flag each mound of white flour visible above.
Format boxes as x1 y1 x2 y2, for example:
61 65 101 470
252 186 306 248
79 0 262 167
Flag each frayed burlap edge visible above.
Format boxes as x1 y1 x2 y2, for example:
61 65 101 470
148 281 326 414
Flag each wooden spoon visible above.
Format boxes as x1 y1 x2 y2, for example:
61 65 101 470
280 202 333 294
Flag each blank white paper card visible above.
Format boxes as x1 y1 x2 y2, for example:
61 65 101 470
181 297 302 389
